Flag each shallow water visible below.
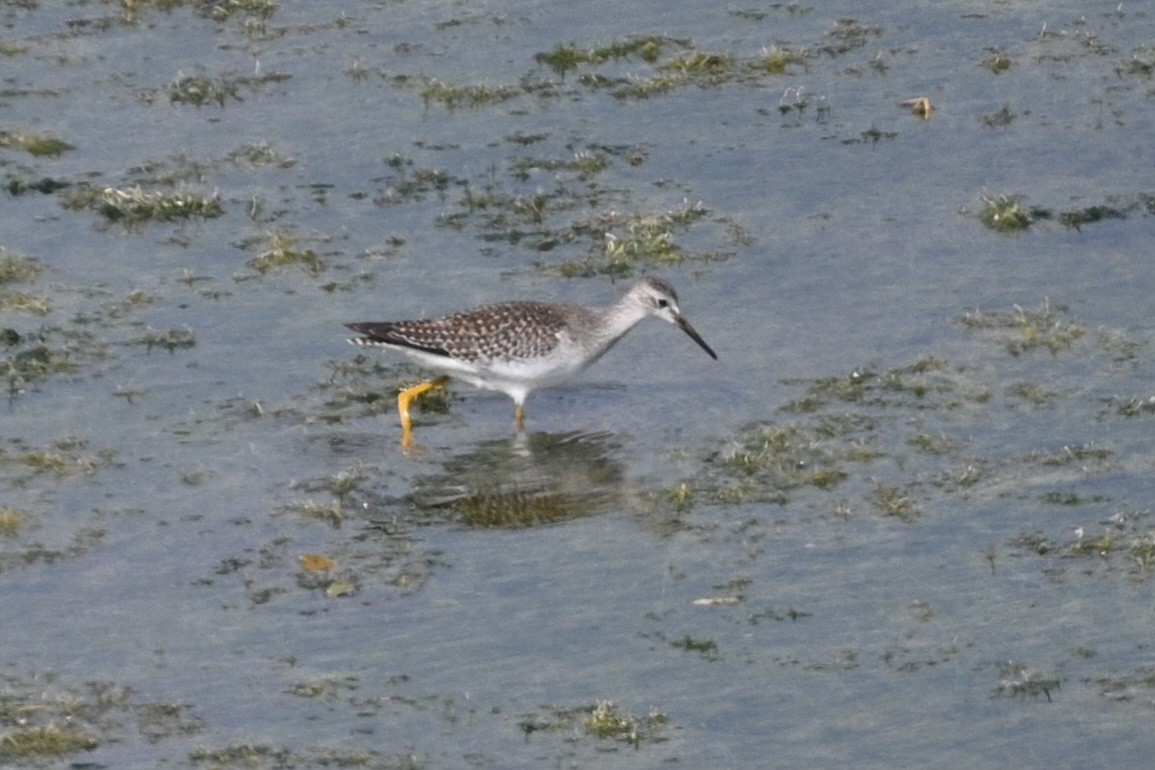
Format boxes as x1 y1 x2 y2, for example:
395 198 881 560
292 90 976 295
2 1 1155 768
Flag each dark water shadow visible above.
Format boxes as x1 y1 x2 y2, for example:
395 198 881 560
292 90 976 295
406 430 628 528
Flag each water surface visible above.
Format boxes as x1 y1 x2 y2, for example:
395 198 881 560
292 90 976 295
2 1 1154 768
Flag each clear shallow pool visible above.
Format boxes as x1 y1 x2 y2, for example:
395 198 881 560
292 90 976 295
2 1 1154 767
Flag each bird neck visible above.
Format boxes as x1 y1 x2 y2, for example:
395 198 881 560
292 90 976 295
585 297 649 353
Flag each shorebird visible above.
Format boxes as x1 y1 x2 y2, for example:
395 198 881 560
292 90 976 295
345 276 717 445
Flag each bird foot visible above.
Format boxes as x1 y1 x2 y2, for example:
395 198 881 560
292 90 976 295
397 376 450 446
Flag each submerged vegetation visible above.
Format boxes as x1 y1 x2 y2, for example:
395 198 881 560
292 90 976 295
658 317 1154 581
0 724 99 760
978 194 1032 232
556 200 728 277
0 130 74 157
244 231 324 276
995 661 1059 701
419 79 524 109
1 341 77 393
0 252 42 285
424 135 743 277
64 184 224 225
119 0 277 23
136 327 197 353
415 33 813 108
584 700 668 745
1008 510 1155 578
977 192 1155 233
667 357 987 512
534 36 670 78
0 250 49 314
0 675 216 763
1 435 112 478
0 506 27 536
133 68 292 107
960 300 1085 356
520 701 668 747
983 49 1014 73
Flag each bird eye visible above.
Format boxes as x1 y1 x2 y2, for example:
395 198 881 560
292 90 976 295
656 298 669 308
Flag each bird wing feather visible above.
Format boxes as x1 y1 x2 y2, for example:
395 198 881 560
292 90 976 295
346 302 571 363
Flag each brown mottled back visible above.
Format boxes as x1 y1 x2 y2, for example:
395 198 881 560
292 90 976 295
346 301 576 363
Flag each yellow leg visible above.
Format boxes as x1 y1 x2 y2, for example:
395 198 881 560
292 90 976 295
514 404 526 431
397 376 449 446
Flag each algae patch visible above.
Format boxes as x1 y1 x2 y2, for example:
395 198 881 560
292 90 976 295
64 184 224 226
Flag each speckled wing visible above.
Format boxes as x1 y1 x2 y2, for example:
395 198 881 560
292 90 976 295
346 301 570 364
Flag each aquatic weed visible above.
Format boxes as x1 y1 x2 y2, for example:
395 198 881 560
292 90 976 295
0 130 73 157
65 184 224 225
556 200 717 277
584 700 668 745
534 36 675 78
420 79 522 109
869 484 920 521
0 725 99 760
136 327 197 353
245 232 324 276
978 194 1031 232
0 506 27 536
995 661 1059 701
1 343 76 392
758 45 810 74
983 49 1014 73
960 301 1084 355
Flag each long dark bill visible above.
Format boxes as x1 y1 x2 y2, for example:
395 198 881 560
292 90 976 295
675 315 718 360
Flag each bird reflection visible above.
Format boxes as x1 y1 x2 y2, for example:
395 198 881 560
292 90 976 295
407 430 627 527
